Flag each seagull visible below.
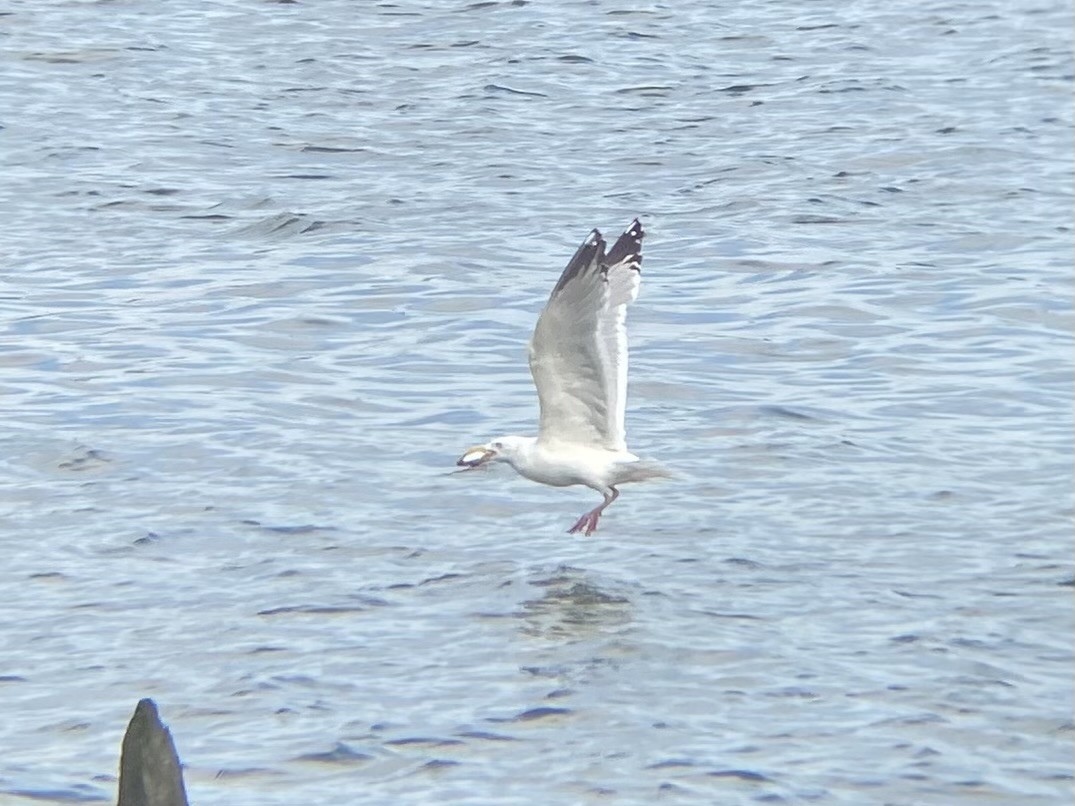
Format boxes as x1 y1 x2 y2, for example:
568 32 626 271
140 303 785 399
457 218 669 536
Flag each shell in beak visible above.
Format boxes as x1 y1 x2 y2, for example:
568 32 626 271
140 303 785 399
457 445 496 468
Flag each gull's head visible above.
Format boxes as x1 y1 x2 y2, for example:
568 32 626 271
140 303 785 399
456 436 530 469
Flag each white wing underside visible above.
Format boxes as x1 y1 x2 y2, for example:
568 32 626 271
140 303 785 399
528 220 644 452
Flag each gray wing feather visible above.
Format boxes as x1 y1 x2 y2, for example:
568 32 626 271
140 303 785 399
599 219 643 451
528 220 644 450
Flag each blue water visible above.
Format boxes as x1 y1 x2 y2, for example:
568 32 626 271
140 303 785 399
1 1 1071 804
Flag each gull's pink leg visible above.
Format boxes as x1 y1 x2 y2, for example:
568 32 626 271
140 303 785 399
567 511 596 535
567 487 620 536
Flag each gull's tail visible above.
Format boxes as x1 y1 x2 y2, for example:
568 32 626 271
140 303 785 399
615 458 673 484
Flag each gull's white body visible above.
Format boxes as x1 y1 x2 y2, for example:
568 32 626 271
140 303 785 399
485 436 663 490
459 219 667 535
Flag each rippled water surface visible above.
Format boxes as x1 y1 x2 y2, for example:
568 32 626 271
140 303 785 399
1 1 1072 804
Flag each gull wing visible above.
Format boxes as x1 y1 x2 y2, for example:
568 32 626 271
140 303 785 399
598 219 644 451
528 220 644 450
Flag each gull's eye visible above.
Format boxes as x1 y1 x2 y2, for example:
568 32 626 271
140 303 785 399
493 441 503 450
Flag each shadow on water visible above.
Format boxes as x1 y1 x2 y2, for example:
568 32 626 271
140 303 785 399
520 565 633 639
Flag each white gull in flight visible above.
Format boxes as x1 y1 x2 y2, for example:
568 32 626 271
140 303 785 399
457 218 669 535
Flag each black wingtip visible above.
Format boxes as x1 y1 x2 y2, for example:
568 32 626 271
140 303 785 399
551 225 607 296
604 218 644 271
